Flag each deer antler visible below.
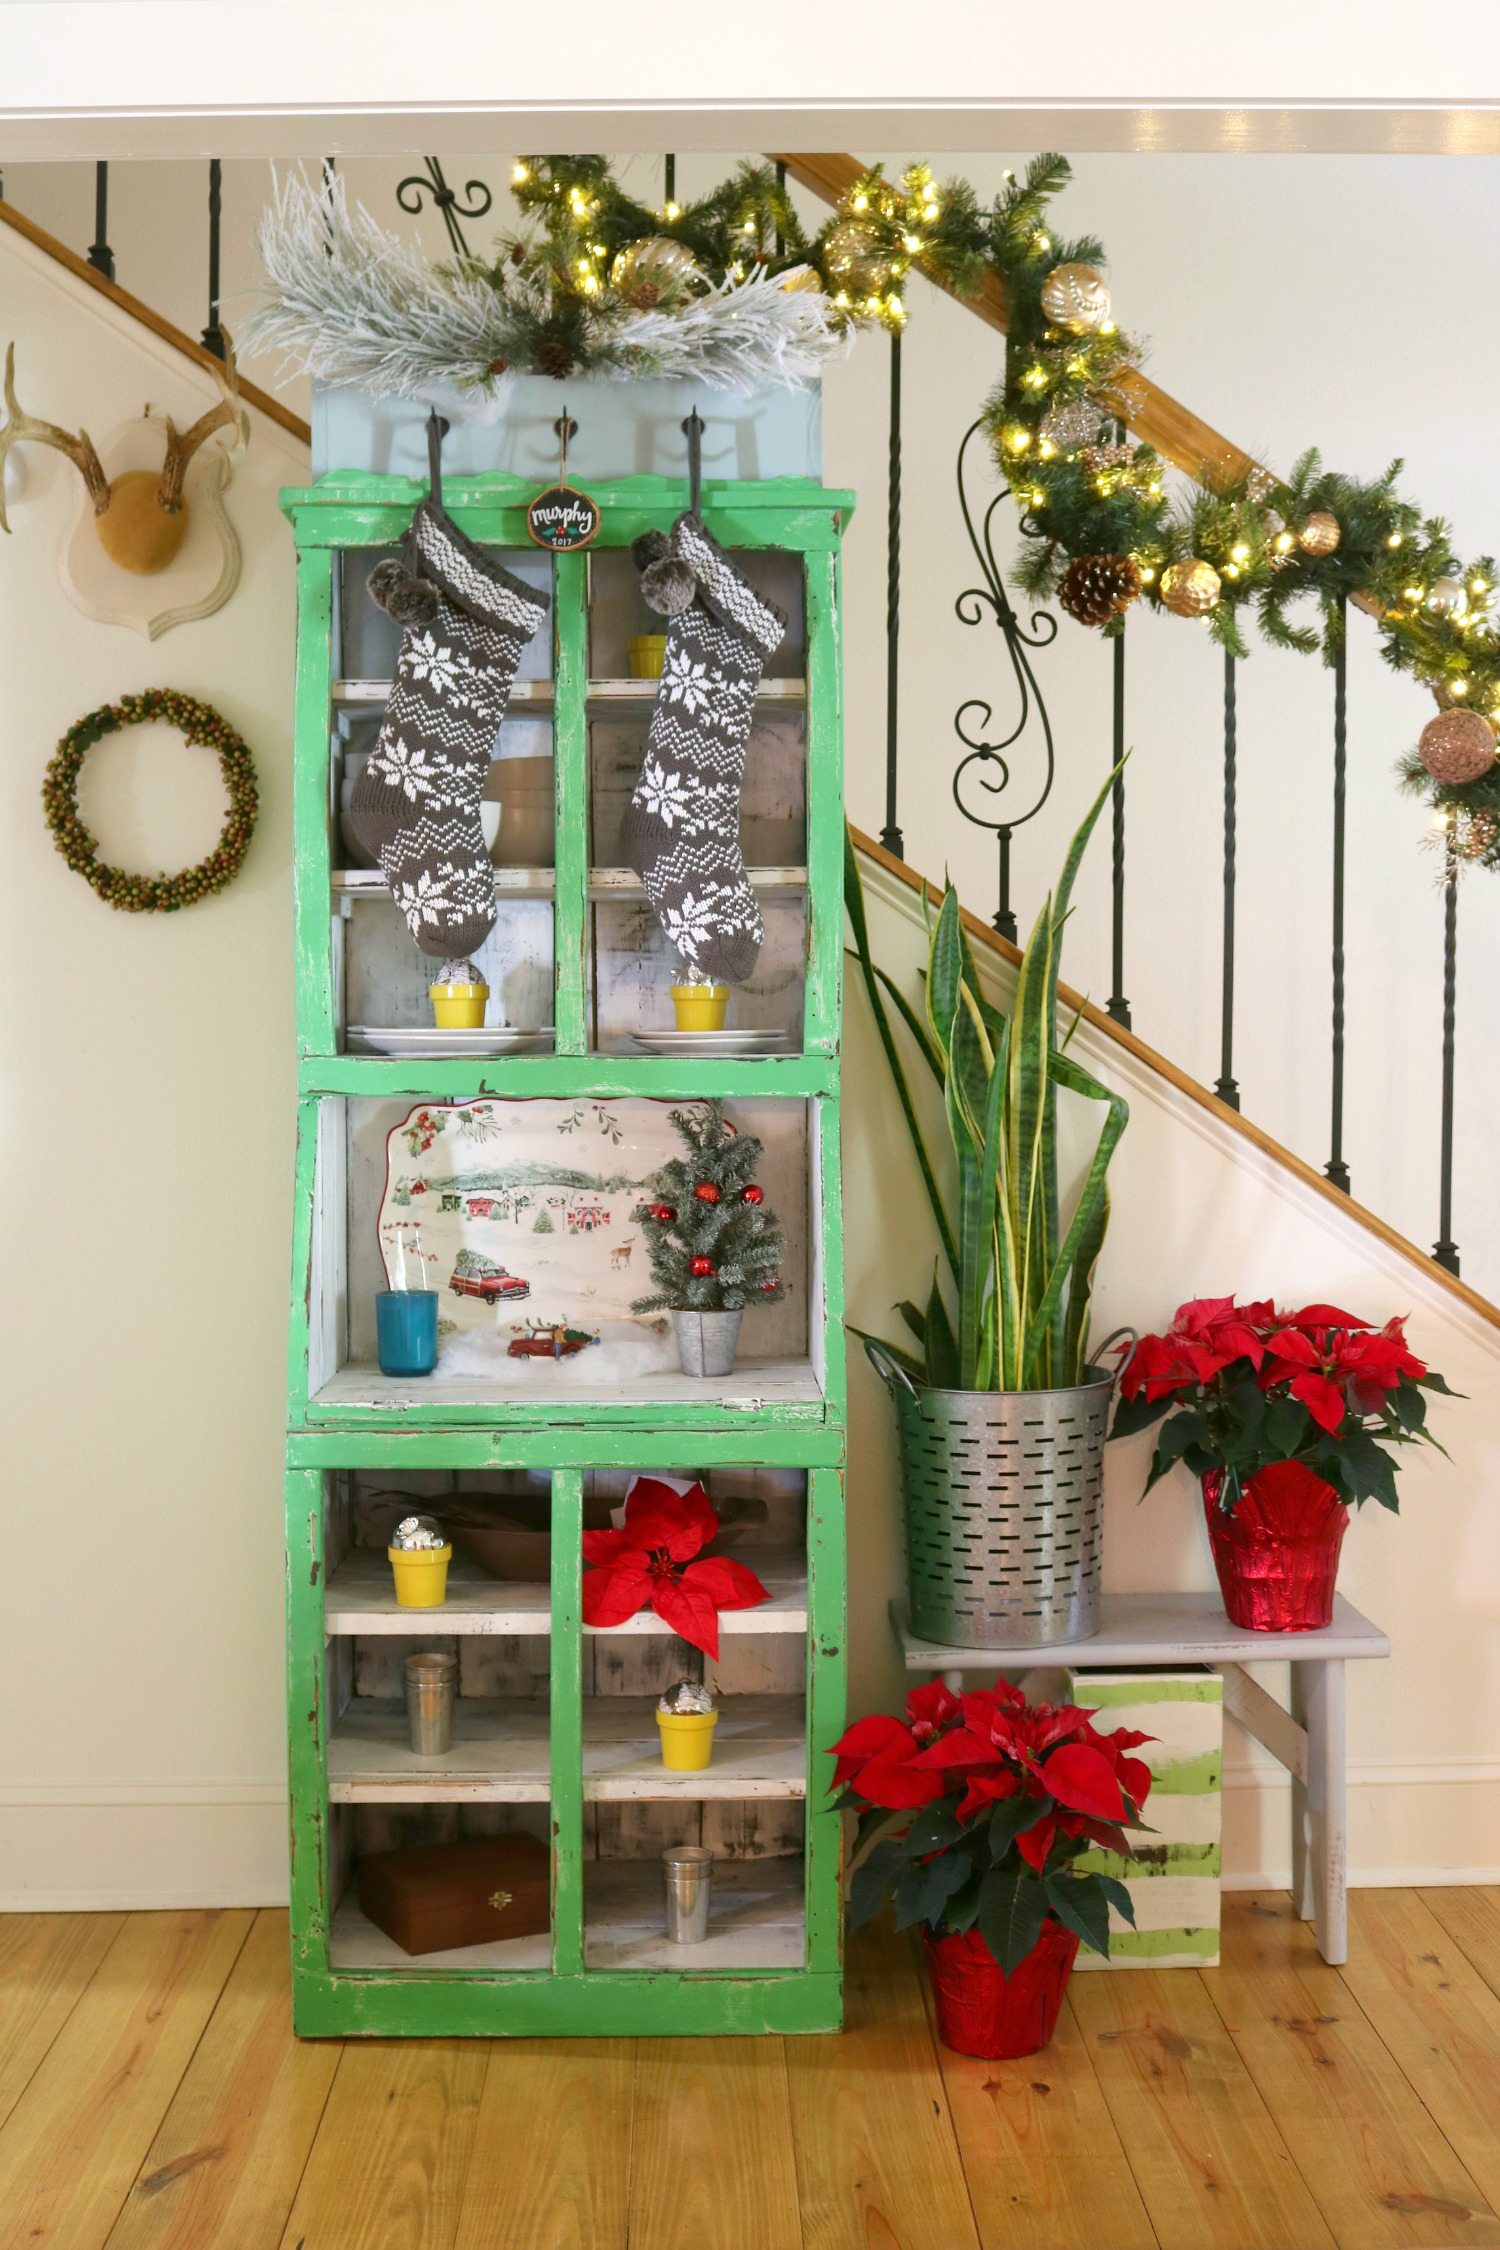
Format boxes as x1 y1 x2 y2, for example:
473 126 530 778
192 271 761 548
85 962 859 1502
156 332 245 514
0 344 111 532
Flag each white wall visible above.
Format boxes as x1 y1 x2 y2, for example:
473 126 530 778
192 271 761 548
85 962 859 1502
2 152 1497 1902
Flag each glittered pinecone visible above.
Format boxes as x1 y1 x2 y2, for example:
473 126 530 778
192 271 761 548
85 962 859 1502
1058 552 1141 627
536 332 576 380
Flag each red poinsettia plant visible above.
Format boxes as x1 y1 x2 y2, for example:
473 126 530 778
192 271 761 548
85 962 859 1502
832 1677 1153 1970
581 1475 769 1658
1113 1295 1454 1511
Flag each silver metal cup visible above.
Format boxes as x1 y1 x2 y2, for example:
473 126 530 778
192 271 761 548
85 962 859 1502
662 1845 713 1943
404 1651 456 1755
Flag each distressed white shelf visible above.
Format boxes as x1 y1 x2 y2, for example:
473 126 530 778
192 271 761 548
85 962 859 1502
892 1591 1390 1671
327 1855 804 1975
330 865 809 900
329 1892 552 1974
328 1694 806 1804
311 1359 824 1419
331 677 808 709
584 1855 804 1972
325 1550 809 1637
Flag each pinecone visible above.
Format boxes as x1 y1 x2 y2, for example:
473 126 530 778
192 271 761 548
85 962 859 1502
536 332 576 380
1058 552 1142 627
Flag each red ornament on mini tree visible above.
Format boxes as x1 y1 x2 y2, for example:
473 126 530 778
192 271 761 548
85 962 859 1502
632 1101 785 1316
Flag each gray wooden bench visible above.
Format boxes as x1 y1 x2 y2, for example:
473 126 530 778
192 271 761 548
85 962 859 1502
891 1591 1390 1965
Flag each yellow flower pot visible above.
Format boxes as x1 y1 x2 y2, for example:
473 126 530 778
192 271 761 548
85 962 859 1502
670 982 729 1032
429 980 489 1030
387 1543 453 1608
629 633 668 679
656 1709 718 1771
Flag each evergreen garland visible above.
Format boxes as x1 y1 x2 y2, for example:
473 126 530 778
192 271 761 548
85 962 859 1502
632 1102 785 1314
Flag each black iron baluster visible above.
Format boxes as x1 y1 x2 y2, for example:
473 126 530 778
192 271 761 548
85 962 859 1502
1107 628 1130 1025
880 330 904 857
201 158 225 359
1215 650 1240 1109
665 155 677 207
1434 850 1460 1273
774 158 786 255
87 161 114 281
950 418 1058 942
395 158 492 260
1326 606 1351 1190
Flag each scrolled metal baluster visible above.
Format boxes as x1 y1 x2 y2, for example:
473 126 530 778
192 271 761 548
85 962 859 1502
201 159 224 360
881 329 903 857
1326 610 1351 1191
950 417 1059 941
1434 851 1460 1274
88 162 114 282
395 158 493 260
1107 628 1130 1026
1215 650 1240 1109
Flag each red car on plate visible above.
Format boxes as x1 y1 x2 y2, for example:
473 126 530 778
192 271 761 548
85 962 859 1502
449 1265 530 1303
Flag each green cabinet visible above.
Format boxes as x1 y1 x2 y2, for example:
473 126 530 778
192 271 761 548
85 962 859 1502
281 468 853 2035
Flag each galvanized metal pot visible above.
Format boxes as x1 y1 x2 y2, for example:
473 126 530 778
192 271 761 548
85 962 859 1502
673 1307 743 1378
867 1340 1128 1648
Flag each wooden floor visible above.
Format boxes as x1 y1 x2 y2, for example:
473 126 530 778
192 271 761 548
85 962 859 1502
3 1891 1500 2249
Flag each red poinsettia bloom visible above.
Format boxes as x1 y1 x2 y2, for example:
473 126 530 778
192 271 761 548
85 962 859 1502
831 1674 1153 1846
581 1476 768 1659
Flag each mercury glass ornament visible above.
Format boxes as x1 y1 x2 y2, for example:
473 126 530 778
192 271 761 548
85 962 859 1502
1427 577 1467 618
609 236 705 303
1040 396 1104 452
1418 708 1498 784
779 264 825 294
1158 557 1222 618
1246 465 1278 504
822 218 892 291
1039 261 1112 334
1297 510 1341 558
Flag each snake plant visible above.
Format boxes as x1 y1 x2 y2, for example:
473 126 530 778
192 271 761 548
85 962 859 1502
847 768 1129 1392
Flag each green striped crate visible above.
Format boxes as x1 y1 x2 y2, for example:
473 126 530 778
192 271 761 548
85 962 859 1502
1065 1667 1223 1970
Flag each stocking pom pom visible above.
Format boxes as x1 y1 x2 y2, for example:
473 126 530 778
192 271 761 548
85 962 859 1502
368 559 440 627
633 531 698 618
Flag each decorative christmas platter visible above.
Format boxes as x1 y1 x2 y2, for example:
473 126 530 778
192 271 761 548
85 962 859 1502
379 1096 706 1331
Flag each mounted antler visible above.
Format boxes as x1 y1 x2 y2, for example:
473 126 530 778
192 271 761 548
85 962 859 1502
1 332 246 574
0 343 111 533
156 334 243 514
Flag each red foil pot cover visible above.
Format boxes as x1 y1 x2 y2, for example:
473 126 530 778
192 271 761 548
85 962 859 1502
1201 1460 1349 1632
923 1919 1081 2060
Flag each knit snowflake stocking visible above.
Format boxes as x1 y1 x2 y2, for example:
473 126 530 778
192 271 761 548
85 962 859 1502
348 500 550 958
620 513 786 986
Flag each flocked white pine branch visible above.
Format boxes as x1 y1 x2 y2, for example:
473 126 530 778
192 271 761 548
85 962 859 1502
242 171 849 403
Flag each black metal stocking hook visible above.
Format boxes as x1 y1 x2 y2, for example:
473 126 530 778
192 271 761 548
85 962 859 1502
426 409 449 507
682 408 704 517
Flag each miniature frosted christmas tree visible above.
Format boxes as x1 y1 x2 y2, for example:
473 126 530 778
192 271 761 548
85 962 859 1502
633 1101 784 1313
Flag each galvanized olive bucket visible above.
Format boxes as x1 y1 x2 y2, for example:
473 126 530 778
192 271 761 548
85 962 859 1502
866 1336 1130 1649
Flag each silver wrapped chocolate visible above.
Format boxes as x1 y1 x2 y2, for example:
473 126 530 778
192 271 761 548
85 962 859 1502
392 1513 447 1550
657 1679 715 1716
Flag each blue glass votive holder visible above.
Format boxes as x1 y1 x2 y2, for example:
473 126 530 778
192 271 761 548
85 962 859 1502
376 1290 439 1377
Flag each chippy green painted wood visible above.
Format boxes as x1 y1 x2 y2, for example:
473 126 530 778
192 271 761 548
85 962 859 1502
283 462 853 2038
293 1967 843 2040
299 1054 840 1100
285 1428 846 1472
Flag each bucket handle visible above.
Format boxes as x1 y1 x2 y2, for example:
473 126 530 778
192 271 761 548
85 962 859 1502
862 1336 921 1399
1089 1325 1137 1382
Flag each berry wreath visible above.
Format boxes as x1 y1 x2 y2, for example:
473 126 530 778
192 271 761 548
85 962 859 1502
42 689 259 912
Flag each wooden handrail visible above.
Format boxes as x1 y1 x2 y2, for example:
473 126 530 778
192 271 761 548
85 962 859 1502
850 824 1500 1336
774 152 1253 486
0 198 311 448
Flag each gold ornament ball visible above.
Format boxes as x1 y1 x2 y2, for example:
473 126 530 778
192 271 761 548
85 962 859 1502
1297 510 1341 558
822 218 892 292
1418 708 1498 785
1039 261 1112 335
779 264 825 295
609 236 705 300
1158 557 1222 618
